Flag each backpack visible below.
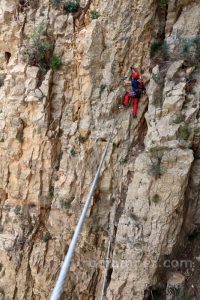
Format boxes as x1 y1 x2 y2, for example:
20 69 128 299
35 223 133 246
131 79 146 97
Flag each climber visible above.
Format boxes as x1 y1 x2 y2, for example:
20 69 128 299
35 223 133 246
123 69 146 117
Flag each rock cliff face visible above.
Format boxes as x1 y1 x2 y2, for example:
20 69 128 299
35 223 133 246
0 0 200 299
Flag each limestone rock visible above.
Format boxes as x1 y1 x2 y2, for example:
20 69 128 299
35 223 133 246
0 0 200 299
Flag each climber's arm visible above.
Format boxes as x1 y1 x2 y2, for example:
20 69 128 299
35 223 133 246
124 80 131 86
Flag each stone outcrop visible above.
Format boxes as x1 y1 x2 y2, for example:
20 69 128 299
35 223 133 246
0 0 200 299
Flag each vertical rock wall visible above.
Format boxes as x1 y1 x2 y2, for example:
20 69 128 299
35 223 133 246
0 0 199 299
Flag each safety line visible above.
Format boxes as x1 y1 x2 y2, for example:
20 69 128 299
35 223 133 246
50 122 116 300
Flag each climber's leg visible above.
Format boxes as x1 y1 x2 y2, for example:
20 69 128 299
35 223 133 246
123 92 131 107
132 98 139 117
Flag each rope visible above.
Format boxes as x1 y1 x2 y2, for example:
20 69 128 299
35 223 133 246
50 121 116 300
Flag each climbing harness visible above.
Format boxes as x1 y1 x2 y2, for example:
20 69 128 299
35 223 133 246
50 121 116 300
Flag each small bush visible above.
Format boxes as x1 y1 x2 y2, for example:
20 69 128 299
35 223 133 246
92 225 105 233
64 1 80 13
51 0 61 4
150 40 168 59
60 199 71 209
170 113 184 124
25 23 52 75
70 148 76 156
152 73 161 84
181 36 200 64
54 164 59 171
90 10 100 20
50 55 62 71
150 41 163 58
160 0 168 5
149 147 163 159
99 84 106 96
119 157 127 164
182 37 200 54
78 135 87 143
113 246 123 261
149 159 163 178
48 187 54 200
113 142 119 149
14 206 21 215
16 128 24 144
178 124 191 140
42 232 52 242
152 194 161 204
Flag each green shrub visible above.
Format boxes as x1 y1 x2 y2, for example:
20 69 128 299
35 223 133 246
26 24 51 74
119 157 128 164
170 113 184 124
182 36 200 54
113 142 119 149
54 164 59 171
70 148 76 156
48 187 54 200
14 206 21 215
150 40 168 59
37 40 51 62
90 10 100 20
113 244 123 261
60 199 71 209
150 41 163 58
92 225 105 233
16 128 24 144
51 0 61 4
78 135 87 143
178 124 191 140
99 84 106 96
42 232 52 242
64 1 80 13
149 159 163 178
50 55 62 71
181 36 200 65
152 73 161 84
152 194 161 204
160 0 168 5
149 147 163 159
